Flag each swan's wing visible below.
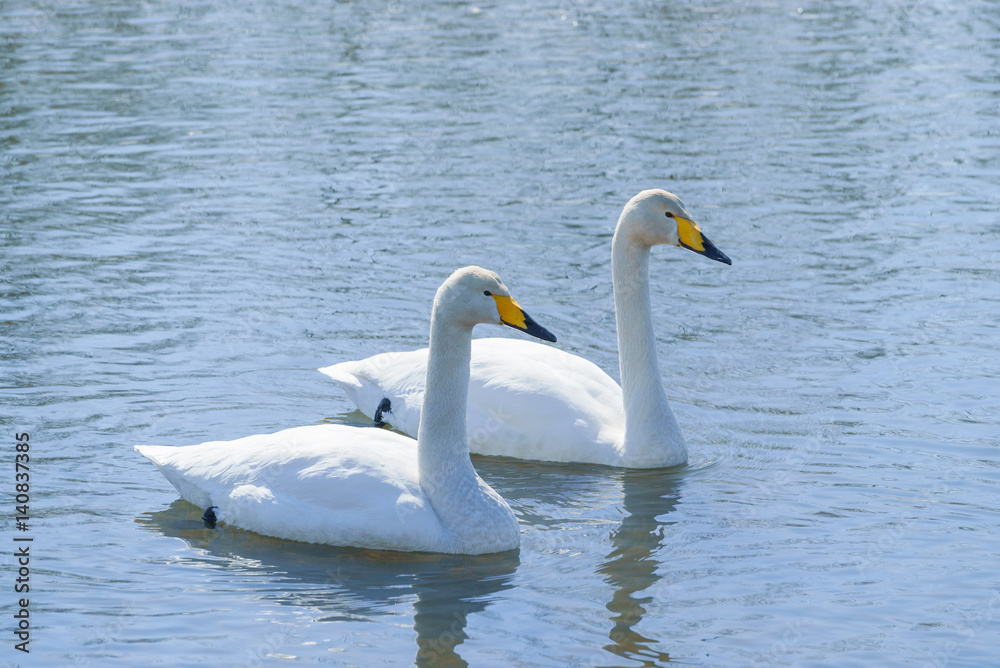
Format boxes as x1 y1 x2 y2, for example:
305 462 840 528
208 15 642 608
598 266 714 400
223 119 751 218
319 352 425 437
135 424 445 551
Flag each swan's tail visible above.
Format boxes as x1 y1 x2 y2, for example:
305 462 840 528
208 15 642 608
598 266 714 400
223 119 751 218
134 445 213 509
134 444 171 466
318 361 386 421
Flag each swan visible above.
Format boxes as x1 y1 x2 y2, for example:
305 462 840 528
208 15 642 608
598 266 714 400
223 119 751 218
135 266 557 554
321 190 731 468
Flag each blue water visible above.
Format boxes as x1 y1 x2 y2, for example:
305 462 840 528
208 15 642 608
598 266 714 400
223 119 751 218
3 1 999 666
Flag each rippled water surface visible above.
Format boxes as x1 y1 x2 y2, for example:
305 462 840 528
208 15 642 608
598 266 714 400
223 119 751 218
3 1 1000 666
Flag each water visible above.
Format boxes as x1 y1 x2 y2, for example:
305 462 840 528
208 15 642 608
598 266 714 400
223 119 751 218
3 0 999 665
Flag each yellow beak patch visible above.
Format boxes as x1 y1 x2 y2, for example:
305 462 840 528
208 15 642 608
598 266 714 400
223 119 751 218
676 217 706 252
491 294 528 329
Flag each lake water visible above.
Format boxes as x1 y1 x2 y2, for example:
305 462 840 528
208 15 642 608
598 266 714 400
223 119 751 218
3 0 999 666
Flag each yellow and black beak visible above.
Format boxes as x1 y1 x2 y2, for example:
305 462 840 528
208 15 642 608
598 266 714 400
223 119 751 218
677 217 732 265
490 294 557 343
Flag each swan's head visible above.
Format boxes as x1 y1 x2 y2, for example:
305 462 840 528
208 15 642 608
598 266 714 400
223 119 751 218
435 266 557 342
618 189 732 265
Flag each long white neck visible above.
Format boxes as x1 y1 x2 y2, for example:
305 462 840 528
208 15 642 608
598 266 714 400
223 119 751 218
417 314 478 497
416 303 518 552
611 230 688 467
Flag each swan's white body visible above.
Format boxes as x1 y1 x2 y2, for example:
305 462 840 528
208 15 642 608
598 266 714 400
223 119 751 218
135 425 472 552
323 338 627 465
136 266 556 554
321 190 731 468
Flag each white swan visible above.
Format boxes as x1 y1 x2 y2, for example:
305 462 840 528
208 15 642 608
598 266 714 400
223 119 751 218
135 266 557 554
321 190 731 468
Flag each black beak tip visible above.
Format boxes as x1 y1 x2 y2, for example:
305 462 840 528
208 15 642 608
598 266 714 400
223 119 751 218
514 312 557 343
536 326 557 343
701 238 733 265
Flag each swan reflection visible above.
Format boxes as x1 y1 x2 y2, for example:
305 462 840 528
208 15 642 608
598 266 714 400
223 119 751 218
477 458 682 667
138 500 519 666
598 469 680 667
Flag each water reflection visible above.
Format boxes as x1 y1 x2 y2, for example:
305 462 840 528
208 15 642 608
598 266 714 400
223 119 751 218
598 470 680 667
138 501 519 667
479 459 681 667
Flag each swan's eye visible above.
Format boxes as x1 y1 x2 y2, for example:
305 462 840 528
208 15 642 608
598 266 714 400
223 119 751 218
483 290 492 296
664 211 675 219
